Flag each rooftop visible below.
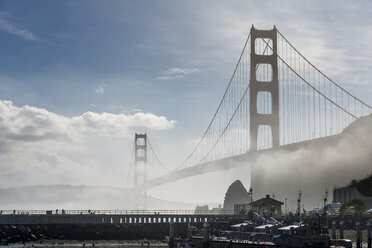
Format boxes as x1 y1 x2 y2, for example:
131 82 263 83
250 195 284 206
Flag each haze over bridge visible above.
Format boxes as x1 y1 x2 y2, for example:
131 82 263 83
134 26 372 192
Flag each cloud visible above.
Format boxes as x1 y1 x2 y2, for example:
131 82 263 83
94 83 106 95
164 68 200 75
156 67 200 81
156 75 184 81
0 14 40 41
0 100 176 143
131 108 143 113
0 100 176 188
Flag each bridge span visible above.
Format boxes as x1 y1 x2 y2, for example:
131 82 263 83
140 133 341 190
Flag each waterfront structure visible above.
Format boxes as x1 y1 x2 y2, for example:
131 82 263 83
333 186 372 209
234 203 251 215
0 210 234 225
194 205 209 213
250 195 283 217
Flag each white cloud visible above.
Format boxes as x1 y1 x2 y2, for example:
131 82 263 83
164 68 200 75
156 67 200 81
94 83 106 95
0 100 176 188
0 14 40 41
156 75 184 81
0 100 176 142
131 108 143 113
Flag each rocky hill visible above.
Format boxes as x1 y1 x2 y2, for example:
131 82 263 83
223 180 250 211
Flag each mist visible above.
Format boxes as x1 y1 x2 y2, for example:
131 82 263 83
0 185 196 210
251 114 372 210
149 115 372 211
1 111 370 211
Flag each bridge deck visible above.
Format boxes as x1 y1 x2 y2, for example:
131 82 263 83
140 134 341 190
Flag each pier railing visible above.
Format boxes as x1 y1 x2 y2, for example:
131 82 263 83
0 209 235 215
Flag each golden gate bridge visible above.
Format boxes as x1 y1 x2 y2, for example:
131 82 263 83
132 25 372 196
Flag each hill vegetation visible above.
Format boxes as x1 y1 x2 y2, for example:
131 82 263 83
347 174 372 197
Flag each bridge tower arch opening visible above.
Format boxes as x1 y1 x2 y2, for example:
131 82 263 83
249 26 279 151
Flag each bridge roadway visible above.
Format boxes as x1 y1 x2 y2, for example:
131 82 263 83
140 134 341 190
0 210 235 225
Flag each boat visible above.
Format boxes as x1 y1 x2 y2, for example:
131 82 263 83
189 222 352 248
272 224 330 248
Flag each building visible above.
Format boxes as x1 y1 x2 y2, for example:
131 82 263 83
210 205 223 214
333 186 372 209
234 203 251 215
333 174 372 209
194 205 209 214
194 204 224 214
250 194 283 217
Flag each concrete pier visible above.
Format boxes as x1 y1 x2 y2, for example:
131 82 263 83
0 212 232 225
202 222 209 248
340 221 344 239
168 221 175 248
332 221 336 239
356 221 361 248
368 221 371 248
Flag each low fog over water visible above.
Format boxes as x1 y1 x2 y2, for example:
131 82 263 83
252 115 372 210
1 115 370 211
151 115 372 210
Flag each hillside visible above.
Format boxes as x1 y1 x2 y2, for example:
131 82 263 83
223 180 250 211
348 174 372 197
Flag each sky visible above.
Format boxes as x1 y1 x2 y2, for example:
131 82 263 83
0 0 372 208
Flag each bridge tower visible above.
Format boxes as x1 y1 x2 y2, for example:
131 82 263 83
134 133 147 209
249 26 279 150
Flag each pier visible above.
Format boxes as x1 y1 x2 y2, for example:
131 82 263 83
0 210 235 225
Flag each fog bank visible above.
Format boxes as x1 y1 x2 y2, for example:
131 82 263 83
251 114 372 210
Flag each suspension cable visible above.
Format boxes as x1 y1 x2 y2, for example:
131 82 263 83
256 30 358 119
197 81 251 164
277 29 372 110
178 32 251 168
125 139 135 185
147 137 168 170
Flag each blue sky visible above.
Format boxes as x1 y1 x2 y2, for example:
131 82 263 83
1 1 371 120
0 1 224 119
0 0 372 205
